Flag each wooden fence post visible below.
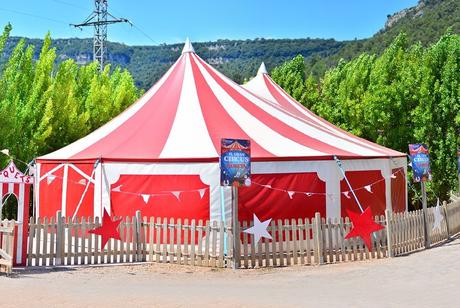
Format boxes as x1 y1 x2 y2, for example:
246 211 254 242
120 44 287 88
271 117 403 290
134 210 143 262
442 201 450 240
385 209 393 258
55 211 63 266
313 212 324 265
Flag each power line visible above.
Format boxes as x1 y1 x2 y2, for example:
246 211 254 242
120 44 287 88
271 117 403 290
51 0 89 11
102 3 159 46
0 7 69 25
131 23 158 45
0 7 92 36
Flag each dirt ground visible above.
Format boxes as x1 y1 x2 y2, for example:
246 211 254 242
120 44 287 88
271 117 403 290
1 238 459 308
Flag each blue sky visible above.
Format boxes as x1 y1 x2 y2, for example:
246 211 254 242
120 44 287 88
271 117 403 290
0 0 418 46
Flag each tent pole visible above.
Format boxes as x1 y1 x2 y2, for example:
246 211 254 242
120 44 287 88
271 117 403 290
231 186 240 269
220 186 227 255
421 181 430 248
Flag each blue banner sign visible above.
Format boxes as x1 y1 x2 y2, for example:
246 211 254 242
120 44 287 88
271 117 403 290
220 139 251 187
409 143 432 182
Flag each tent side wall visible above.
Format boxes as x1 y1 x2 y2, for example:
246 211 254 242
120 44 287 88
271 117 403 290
35 162 97 219
36 157 406 222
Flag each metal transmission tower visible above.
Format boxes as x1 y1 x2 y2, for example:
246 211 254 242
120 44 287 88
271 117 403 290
72 0 130 70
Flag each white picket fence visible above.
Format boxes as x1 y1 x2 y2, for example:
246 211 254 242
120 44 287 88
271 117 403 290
24 200 460 269
0 220 15 274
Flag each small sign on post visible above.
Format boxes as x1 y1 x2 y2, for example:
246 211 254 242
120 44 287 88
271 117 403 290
220 139 251 187
408 144 432 183
220 138 251 269
409 143 432 248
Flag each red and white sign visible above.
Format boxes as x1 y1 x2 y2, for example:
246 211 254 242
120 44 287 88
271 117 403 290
0 160 33 266
0 161 33 184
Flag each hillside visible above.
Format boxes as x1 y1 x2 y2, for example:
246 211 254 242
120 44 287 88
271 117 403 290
2 36 343 89
2 0 459 88
307 0 460 75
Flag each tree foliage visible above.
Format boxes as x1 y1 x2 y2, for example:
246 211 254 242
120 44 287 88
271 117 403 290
0 24 141 169
272 31 460 207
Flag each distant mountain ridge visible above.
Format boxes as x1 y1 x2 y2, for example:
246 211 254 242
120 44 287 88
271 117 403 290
2 36 343 89
2 0 458 89
309 0 460 73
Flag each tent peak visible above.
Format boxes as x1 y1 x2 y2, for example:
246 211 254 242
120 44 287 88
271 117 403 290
257 62 268 75
182 37 195 54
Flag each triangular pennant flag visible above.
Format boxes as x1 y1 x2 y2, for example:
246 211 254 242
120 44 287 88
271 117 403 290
28 165 36 176
1 149 10 156
112 185 122 192
432 198 443 232
47 174 56 185
141 194 150 204
78 179 87 186
390 173 397 179
408 162 412 167
263 184 272 189
305 192 313 197
364 185 373 193
198 188 206 199
171 191 181 201
287 191 295 199
343 191 351 199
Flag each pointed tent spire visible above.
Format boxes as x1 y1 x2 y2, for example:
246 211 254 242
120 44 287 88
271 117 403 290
182 37 195 54
257 62 268 75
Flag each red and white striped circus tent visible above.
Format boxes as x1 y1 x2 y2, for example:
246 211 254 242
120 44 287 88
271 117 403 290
35 39 407 225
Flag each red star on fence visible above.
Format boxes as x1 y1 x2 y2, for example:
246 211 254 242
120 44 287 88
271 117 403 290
89 209 122 248
345 207 384 250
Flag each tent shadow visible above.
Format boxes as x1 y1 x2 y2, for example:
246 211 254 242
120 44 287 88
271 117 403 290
4 266 77 279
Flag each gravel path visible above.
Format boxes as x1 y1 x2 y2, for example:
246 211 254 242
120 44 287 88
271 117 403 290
1 238 459 307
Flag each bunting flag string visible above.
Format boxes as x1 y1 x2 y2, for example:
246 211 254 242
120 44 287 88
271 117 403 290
251 168 404 199
109 185 208 200
42 171 209 204
43 165 403 205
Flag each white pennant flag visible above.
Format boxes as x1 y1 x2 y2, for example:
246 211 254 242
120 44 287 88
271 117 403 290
432 198 443 232
263 184 272 189
364 185 373 193
112 185 122 192
47 174 56 185
390 173 397 179
28 165 36 176
287 191 295 199
78 179 86 186
305 192 312 197
343 191 351 199
198 188 206 199
0 149 10 156
141 194 151 204
171 191 181 200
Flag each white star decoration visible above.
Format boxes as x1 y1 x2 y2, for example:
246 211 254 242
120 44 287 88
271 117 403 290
432 199 444 232
243 214 272 243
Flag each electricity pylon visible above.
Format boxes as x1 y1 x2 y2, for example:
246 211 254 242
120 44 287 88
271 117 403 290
72 0 131 70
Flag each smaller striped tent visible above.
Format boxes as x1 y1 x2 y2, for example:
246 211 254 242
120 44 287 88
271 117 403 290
0 161 32 265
